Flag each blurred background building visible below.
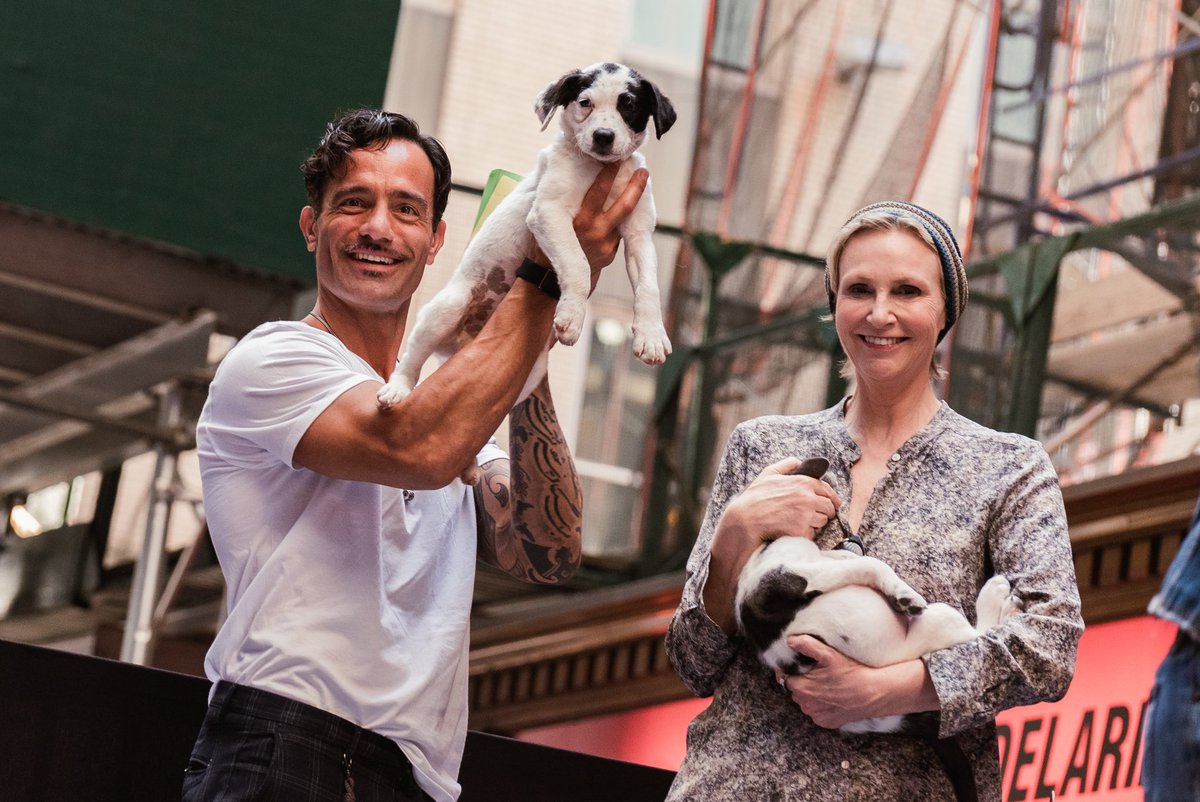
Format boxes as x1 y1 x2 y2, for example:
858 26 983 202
1 1 1197 798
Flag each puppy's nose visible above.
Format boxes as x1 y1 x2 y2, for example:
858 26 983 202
592 128 615 150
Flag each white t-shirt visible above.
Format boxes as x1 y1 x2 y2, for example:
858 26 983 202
197 321 502 802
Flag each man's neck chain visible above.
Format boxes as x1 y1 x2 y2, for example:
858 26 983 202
307 311 338 341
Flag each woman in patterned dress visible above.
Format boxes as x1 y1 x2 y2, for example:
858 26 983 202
664 201 1083 801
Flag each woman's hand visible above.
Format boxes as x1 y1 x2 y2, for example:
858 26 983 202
780 635 879 729
701 457 841 635
721 456 839 540
782 634 939 728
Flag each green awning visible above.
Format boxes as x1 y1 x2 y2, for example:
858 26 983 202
0 1 401 284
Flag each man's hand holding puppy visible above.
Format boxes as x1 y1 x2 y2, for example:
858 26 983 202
528 164 649 291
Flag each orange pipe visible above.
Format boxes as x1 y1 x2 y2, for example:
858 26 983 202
758 0 846 316
666 0 720 336
907 2 983 201
716 0 769 236
939 0 1002 393
957 0 1002 259
768 0 845 245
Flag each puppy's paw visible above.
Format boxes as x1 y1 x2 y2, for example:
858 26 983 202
632 325 672 366
553 302 586 346
888 589 928 617
377 378 413 409
825 548 858 561
999 592 1023 622
978 574 1011 601
976 575 1017 628
998 585 1027 624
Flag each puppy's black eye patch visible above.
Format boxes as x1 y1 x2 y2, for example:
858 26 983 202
739 567 820 653
619 83 654 133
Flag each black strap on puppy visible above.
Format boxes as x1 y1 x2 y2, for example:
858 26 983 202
835 534 866 556
928 736 978 802
515 258 561 299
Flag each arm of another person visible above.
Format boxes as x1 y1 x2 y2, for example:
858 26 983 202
665 423 841 696
294 165 647 491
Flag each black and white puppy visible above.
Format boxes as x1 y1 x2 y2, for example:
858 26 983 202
736 532 1019 735
378 62 676 416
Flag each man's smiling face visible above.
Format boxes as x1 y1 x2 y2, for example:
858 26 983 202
299 138 446 316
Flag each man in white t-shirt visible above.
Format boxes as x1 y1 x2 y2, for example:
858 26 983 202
181 109 648 802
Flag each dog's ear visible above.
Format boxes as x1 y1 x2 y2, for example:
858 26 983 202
534 70 588 131
638 78 677 139
737 567 818 652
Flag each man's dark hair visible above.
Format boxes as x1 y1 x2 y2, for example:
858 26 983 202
301 109 452 227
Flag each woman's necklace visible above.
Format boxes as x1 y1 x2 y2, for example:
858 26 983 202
307 311 338 341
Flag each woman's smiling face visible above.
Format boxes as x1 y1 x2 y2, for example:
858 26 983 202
833 227 946 388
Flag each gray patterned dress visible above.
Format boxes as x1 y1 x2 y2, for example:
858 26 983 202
665 401 1084 801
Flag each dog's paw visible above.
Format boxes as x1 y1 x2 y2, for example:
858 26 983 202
976 575 1019 628
553 302 586 346
999 591 1023 622
888 589 928 617
632 325 672 366
825 548 858 560
377 379 413 409
978 574 1011 602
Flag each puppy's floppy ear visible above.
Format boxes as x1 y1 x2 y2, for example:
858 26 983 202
639 78 677 139
534 70 588 131
738 566 815 653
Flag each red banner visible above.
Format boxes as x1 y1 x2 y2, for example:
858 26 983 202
995 616 1176 800
519 615 1177 802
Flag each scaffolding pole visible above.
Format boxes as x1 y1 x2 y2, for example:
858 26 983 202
120 382 182 665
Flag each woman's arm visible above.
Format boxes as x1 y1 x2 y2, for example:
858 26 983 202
666 424 841 696
784 636 939 728
665 426 750 696
926 444 1083 736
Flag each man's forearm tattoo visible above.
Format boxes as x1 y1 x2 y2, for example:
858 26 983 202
476 382 582 584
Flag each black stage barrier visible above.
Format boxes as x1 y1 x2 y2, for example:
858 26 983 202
0 638 676 801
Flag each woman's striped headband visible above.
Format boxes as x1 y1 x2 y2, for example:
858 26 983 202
825 201 968 343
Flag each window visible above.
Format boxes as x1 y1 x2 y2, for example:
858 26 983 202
711 0 757 70
575 313 658 556
6 472 100 538
628 0 707 67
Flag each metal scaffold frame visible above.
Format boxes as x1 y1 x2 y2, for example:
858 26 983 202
636 0 1200 575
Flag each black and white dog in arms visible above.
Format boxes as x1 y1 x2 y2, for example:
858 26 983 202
379 63 677 426
737 517 1020 734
